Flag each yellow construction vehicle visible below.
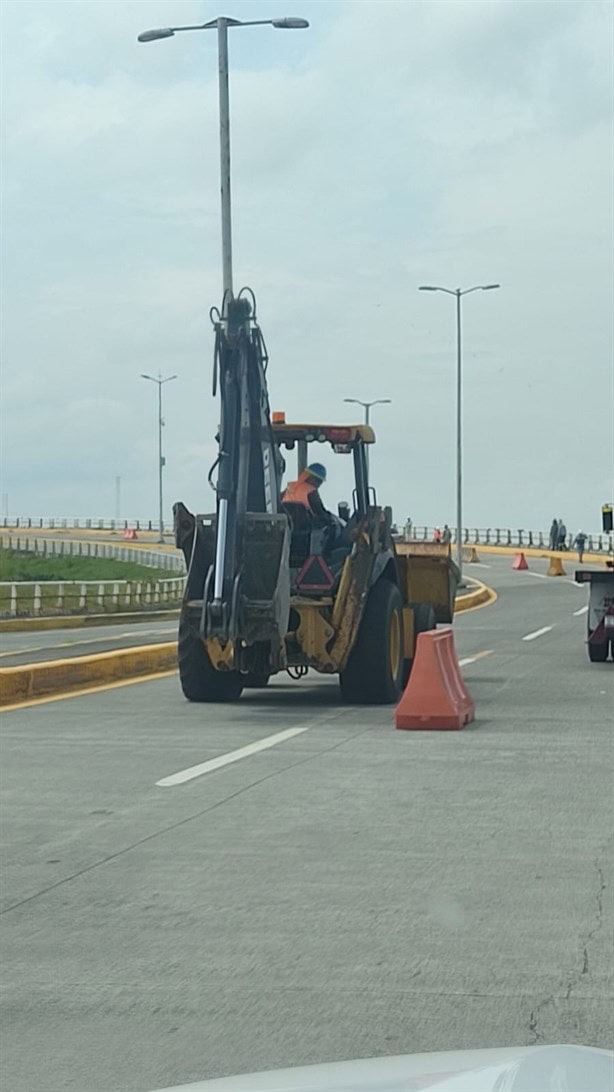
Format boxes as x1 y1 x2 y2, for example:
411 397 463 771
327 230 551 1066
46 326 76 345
174 395 459 703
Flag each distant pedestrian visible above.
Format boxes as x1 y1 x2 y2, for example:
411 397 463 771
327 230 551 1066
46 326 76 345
549 518 559 551
442 524 452 545
433 527 442 543
557 520 567 550
574 530 587 563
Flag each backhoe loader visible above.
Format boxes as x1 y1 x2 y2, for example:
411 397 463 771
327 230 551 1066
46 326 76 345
173 305 458 703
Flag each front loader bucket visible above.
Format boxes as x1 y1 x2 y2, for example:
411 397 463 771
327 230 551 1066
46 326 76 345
237 514 290 654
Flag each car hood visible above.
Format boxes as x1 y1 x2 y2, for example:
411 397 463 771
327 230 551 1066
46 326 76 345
154 1043 614 1091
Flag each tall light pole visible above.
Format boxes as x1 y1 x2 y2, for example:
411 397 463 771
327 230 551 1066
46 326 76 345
418 284 500 579
141 373 177 542
343 397 392 427
138 15 309 307
343 398 391 474
138 15 309 600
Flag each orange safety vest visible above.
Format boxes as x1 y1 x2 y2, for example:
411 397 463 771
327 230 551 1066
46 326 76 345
281 472 317 510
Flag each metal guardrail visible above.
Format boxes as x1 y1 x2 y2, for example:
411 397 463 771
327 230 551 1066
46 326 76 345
398 526 611 553
0 534 184 571
2 518 610 553
2 517 170 532
0 576 185 617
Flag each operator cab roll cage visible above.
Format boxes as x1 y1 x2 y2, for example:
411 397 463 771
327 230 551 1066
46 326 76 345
272 422 375 522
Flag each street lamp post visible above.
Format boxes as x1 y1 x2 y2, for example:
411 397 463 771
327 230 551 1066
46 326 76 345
138 13 309 597
141 373 177 542
138 15 309 308
418 284 500 580
343 397 392 427
343 398 391 474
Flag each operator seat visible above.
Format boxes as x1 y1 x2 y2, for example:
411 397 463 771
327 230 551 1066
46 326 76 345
281 501 321 569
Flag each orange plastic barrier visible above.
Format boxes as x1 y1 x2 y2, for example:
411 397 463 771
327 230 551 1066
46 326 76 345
395 629 475 731
512 552 528 570
547 555 565 576
123 528 138 540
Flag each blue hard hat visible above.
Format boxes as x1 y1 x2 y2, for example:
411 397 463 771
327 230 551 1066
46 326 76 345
307 462 327 483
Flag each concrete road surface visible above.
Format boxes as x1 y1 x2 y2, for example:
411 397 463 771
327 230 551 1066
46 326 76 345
0 618 178 666
1 556 612 1092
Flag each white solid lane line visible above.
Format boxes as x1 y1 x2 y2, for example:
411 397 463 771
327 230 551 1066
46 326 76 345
524 571 549 579
522 625 554 642
573 605 589 616
459 650 493 667
157 726 310 787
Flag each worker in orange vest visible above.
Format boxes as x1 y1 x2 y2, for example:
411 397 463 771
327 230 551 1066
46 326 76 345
282 463 333 527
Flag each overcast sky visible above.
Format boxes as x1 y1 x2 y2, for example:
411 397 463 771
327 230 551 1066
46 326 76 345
1 0 612 532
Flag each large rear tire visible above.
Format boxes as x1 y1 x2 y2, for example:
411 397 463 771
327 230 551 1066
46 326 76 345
339 579 404 704
587 636 609 663
402 601 437 684
242 673 271 688
178 614 243 702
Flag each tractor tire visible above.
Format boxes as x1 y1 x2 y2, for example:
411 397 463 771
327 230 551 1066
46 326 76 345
587 636 609 663
242 673 271 688
178 614 243 702
339 579 404 704
402 601 437 684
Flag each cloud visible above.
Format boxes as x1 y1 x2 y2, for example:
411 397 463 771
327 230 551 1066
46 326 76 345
1 0 612 530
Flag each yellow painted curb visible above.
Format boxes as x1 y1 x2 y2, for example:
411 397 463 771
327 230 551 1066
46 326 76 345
0 609 180 634
455 578 497 613
0 642 177 707
2 529 177 551
0 580 495 708
473 544 607 565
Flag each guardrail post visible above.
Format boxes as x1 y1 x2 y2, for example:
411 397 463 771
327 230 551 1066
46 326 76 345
124 581 131 608
136 582 142 605
538 531 544 547
598 535 603 551
57 583 64 610
485 528 491 543
528 531 533 546
79 583 86 610
518 530 524 546
10 583 17 616
33 584 42 615
28 518 32 528
113 582 119 609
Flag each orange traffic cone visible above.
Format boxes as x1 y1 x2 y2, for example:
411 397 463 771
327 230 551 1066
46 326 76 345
512 552 528 570
123 528 138 541
469 546 480 563
395 630 475 731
